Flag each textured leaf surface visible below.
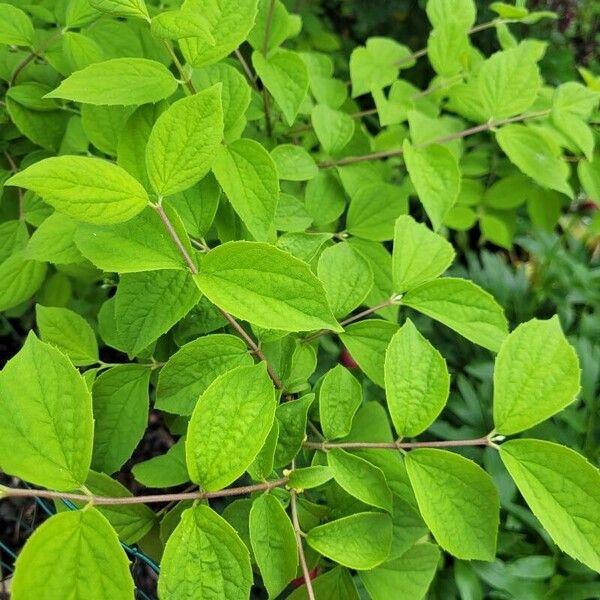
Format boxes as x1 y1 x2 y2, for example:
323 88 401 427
92 365 150 475
496 124 573 198
493 317 580 434
159 504 252 599
186 364 276 490
406 449 499 560
478 48 541 119
0 252 47 312
195 241 340 332
132 438 190 488
12 509 133 600
403 141 460 230
319 364 363 440
328 448 392 511
0 333 92 490
307 512 393 570
26 213 83 265
392 215 455 292
75 206 186 272
402 278 508 351
156 334 252 415
212 139 279 241
500 439 600 572
36 305 98 366
253 49 308 125
115 269 201 355
385 319 449 437
89 0 149 19
7 156 148 225
359 543 440 600
180 0 258 67
339 320 399 387
312 104 355 155
146 85 224 196
250 494 298 598
317 242 373 318
0 3 34 46
46 58 177 105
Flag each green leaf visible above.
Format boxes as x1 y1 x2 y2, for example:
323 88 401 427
347 183 408 241
80 105 133 156
192 63 251 140
156 334 253 415
275 193 313 232
159 504 252 599
392 215 455 292
6 156 149 225
426 0 476 30
248 0 300 52
578 155 600 202
305 170 346 226
271 144 318 181
0 252 47 312
359 543 440 600
59 471 156 544
117 103 165 190
146 85 224 197
348 238 398 322
385 319 449 437
132 438 190 488
115 269 201 356
317 242 373 319
180 0 259 68
195 241 340 332
36 305 98 366
428 23 470 77
500 439 600 573
0 3 34 47
312 104 355 155
339 320 399 387
478 48 541 119
350 37 415 97
26 213 83 265
402 278 508 352
319 364 363 440
496 124 573 198
253 49 309 125
248 421 279 480
12 508 134 600
89 0 149 19
388 497 428 559
46 58 178 105
250 494 298 598
328 448 392 512
74 206 187 273
212 138 279 241
0 333 93 490
166 174 222 237
493 317 580 435
307 512 393 570
186 363 276 490
286 566 358 600
403 140 461 230
91 365 150 475
287 466 333 490
274 393 314 467
151 10 215 42
406 449 499 560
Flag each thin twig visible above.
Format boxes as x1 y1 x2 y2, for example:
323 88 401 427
9 29 65 86
394 18 505 67
303 296 398 343
318 110 550 168
163 41 196 95
152 202 284 390
304 436 493 451
1 478 288 506
260 0 276 138
234 49 259 91
290 461 316 600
